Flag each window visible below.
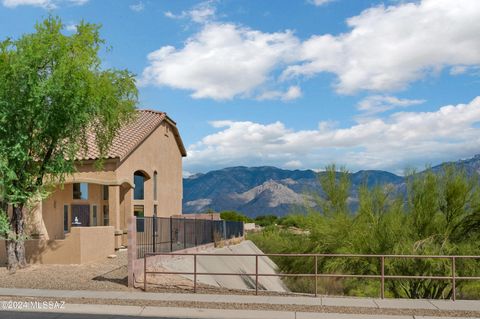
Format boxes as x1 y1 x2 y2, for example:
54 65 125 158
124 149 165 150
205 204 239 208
103 185 109 200
63 205 69 232
92 205 97 226
103 205 109 226
73 183 88 200
134 205 144 217
134 205 145 232
153 171 158 201
133 171 145 200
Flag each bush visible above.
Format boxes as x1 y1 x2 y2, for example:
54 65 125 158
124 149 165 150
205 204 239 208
220 210 253 223
254 215 278 227
248 165 480 298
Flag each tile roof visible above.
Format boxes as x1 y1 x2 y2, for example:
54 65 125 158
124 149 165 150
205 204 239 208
77 109 184 161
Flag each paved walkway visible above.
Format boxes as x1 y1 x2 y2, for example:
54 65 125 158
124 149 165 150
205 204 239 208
0 287 479 312
0 288 479 318
1 304 479 319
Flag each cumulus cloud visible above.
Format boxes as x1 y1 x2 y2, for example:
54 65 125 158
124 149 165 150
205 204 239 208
164 0 216 24
140 23 299 100
309 0 334 7
284 160 303 168
357 95 425 114
283 0 480 94
145 0 480 101
257 86 302 101
185 96 480 173
65 23 77 32
129 1 144 12
2 0 87 8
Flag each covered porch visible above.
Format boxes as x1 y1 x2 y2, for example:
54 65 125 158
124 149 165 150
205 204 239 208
34 177 135 250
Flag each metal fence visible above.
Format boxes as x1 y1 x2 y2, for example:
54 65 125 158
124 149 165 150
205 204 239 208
143 252 480 300
136 216 243 258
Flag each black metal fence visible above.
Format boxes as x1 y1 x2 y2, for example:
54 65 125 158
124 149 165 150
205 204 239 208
136 216 244 258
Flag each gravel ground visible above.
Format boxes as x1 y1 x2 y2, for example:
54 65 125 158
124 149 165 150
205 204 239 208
0 250 311 296
0 250 196 292
1 251 479 317
0 296 479 318
0 250 131 291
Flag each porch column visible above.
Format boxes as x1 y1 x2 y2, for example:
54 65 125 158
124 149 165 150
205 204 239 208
121 186 133 247
109 185 122 249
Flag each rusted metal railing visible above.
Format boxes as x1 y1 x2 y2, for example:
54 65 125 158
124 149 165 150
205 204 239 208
143 252 480 300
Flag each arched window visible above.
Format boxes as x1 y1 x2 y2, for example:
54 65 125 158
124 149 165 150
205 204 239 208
153 171 158 201
133 171 146 200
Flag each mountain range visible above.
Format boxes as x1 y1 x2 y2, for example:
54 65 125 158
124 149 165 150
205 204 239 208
183 154 480 217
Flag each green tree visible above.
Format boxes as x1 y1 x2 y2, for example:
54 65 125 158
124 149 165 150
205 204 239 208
249 165 480 299
219 210 253 223
0 17 137 271
254 215 278 227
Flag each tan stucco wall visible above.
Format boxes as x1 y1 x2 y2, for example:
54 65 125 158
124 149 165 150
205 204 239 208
115 121 183 220
38 183 108 240
0 226 114 265
23 119 183 252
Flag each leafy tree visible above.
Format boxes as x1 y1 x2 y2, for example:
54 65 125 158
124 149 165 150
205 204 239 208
254 215 278 227
219 210 253 223
317 165 351 217
249 165 480 299
0 17 137 271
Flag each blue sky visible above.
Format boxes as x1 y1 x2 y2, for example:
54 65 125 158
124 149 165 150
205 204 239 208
1 0 480 175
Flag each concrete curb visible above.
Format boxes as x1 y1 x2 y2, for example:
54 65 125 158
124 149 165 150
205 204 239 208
1 303 463 319
0 287 479 313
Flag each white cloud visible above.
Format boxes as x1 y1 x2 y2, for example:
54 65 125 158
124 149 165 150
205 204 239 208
140 23 299 100
164 0 216 24
309 0 334 6
2 0 87 8
357 95 425 114
283 0 480 94
285 160 303 168
257 86 302 101
129 1 144 12
185 96 480 173
146 0 480 101
65 23 77 32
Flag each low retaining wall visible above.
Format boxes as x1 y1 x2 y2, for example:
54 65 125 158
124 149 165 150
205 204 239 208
0 226 115 265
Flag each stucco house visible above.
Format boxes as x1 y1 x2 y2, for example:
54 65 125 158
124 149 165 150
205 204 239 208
0 109 186 264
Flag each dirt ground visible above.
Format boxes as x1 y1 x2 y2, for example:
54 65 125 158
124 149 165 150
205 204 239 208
0 250 246 294
0 250 131 291
0 250 195 292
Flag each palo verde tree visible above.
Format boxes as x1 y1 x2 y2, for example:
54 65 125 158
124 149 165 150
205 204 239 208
0 17 137 271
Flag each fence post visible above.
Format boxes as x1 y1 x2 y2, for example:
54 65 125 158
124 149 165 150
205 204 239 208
184 217 187 249
211 214 214 243
223 220 227 240
127 215 137 288
381 256 385 299
152 215 156 253
194 254 197 293
144 253 147 292
255 255 259 295
170 216 173 252
194 216 197 246
314 255 318 297
452 256 456 301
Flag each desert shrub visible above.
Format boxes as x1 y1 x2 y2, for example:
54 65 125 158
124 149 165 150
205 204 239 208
220 210 253 223
254 215 278 227
249 165 480 298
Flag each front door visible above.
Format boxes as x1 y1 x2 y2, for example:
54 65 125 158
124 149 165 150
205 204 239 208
71 205 90 227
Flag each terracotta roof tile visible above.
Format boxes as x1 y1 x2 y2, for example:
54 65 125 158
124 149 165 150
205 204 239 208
77 109 166 161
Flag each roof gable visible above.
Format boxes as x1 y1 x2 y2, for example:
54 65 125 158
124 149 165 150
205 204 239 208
77 109 186 161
